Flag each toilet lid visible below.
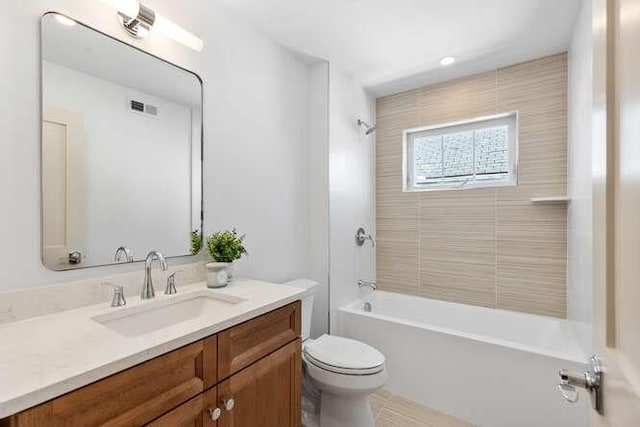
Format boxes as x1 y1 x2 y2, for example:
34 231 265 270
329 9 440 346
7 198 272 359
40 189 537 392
304 335 385 375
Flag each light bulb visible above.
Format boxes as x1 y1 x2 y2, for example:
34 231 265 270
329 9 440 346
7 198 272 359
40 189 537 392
100 0 140 19
154 14 204 52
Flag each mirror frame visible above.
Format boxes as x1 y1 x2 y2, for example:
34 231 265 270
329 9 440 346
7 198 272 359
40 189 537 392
40 11 204 271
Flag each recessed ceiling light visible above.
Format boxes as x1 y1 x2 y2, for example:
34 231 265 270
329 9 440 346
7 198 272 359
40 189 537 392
55 14 76 26
440 56 456 66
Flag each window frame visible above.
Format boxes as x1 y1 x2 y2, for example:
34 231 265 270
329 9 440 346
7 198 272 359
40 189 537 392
402 111 519 192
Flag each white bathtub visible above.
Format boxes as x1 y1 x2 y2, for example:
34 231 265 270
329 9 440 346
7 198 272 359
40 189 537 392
337 291 589 427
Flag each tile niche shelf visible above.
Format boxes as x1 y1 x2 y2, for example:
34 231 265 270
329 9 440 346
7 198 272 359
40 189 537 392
529 196 571 204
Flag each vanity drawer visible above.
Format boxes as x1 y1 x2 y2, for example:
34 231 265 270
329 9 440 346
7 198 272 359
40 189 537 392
4 336 217 427
217 301 301 379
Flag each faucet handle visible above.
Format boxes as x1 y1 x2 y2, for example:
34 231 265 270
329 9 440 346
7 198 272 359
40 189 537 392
355 227 376 247
101 282 126 307
165 270 182 295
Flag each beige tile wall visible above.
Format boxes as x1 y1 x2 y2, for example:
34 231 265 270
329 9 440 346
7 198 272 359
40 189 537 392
376 53 568 318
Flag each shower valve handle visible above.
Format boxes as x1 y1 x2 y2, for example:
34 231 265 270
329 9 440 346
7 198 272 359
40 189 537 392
355 227 375 247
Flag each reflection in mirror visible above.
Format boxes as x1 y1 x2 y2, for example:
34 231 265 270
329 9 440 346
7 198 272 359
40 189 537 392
41 13 202 271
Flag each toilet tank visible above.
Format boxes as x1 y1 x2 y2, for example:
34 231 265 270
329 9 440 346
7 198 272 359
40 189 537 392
282 279 318 341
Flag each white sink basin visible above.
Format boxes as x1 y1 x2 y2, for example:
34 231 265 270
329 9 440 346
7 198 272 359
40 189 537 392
92 290 246 337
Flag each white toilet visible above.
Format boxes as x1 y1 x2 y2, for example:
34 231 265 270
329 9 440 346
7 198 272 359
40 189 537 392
285 280 387 427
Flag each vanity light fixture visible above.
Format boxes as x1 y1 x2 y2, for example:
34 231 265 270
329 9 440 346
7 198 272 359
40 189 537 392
440 56 456 66
100 0 204 51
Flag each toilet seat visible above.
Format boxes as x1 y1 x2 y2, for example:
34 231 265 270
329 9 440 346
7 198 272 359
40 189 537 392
303 335 385 375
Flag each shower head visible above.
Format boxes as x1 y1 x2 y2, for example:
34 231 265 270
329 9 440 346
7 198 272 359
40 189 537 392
358 119 376 136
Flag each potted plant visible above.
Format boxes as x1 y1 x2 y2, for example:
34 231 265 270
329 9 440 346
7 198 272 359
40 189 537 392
204 228 247 288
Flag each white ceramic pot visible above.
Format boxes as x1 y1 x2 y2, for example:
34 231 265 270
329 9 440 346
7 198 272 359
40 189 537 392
226 262 235 282
205 262 231 288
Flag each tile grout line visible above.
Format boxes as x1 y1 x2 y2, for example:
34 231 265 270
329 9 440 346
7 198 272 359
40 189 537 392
372 390 474 427
371 390 393 422
374 394 392 421
493 71 499 310
494 189 498 309
417 194 422 296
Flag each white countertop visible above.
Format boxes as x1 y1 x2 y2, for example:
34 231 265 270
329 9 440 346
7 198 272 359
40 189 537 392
0 280 307 418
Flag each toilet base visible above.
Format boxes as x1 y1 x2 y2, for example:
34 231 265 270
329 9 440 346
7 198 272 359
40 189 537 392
319 392 374 427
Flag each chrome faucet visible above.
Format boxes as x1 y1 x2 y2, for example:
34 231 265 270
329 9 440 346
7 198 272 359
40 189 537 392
141 251 167 299
114 246 134 263
357 279 377 290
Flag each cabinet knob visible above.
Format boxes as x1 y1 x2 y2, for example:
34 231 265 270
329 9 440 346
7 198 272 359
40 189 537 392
223 398 235 411
208 407 221 421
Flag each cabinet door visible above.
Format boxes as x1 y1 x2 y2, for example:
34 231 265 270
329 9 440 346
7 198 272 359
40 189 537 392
215 339 301 427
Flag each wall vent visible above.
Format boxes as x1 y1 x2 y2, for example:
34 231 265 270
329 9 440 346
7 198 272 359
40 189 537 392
128 99 158 117
130 100 144 112
144 104 158 116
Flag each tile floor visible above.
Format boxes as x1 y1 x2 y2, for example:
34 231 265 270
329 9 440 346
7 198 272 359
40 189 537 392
369 390 474 427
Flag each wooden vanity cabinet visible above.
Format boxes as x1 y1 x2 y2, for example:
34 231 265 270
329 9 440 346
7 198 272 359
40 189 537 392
1 301 301 427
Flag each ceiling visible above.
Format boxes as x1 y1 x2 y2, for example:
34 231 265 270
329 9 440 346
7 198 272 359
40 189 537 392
216 0 582 96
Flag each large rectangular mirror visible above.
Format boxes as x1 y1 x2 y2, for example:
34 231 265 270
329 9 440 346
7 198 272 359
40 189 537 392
41 12 202 271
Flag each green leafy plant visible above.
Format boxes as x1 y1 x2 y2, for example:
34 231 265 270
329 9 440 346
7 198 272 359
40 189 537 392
190 230 203 255
206 229 247 262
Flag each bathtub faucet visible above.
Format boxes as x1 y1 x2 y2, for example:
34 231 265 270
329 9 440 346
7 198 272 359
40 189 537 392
357 279 377 290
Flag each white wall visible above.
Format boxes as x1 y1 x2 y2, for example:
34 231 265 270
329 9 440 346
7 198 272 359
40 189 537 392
328 64 376 332
43 61 192 263
202 6 311 283
567 0 593 353
308 62 330 338
0 1 318 294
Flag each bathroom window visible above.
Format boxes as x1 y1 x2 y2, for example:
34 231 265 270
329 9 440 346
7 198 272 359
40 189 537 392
403 112 518 191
